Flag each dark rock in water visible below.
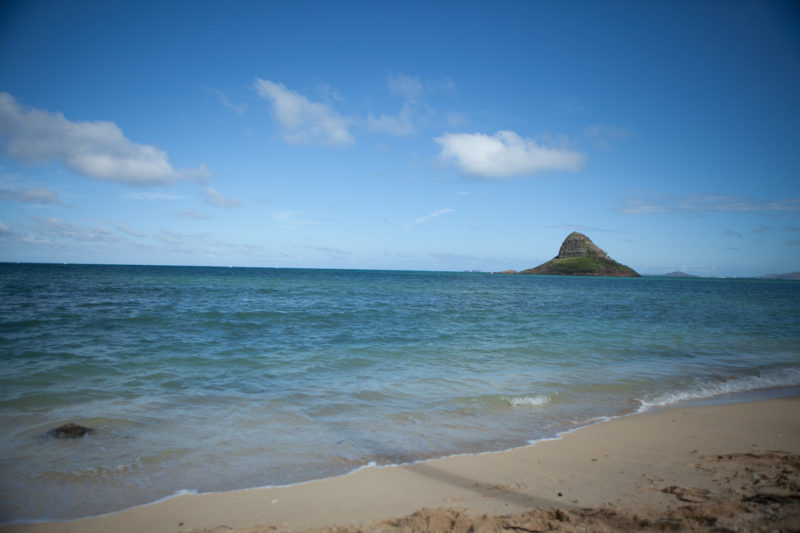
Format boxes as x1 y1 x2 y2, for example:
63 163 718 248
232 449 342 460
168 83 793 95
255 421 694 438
49 423 93 438
518 232 640 277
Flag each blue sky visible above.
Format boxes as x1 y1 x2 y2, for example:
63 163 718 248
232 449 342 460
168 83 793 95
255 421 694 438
1 0 798 276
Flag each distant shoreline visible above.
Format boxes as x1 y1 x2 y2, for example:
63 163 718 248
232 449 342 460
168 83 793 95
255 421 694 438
2 262 798 280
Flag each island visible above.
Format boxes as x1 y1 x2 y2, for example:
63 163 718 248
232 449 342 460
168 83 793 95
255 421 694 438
517 232 640 277
761 272 800 281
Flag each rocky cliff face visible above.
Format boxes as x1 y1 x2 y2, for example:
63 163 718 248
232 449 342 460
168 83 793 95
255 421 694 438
519 232 639 277
556 231 609 259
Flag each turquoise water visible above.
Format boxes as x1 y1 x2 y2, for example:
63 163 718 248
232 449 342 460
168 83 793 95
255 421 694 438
1 264 799 521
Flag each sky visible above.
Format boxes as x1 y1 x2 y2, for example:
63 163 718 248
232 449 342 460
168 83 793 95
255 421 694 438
0 0 798 276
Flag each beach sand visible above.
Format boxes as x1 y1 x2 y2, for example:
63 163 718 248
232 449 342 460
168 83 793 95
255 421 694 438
4 396 799 533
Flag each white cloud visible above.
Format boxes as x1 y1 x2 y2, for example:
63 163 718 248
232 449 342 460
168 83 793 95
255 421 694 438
254 79 353 146
114 223 147 238
583 124 631 148
176 209 213 220
211 89 247 115
202 187 242 208
368 102 416 137
621 194 800 215
547 224 625 233
0 92 212 185
416 208 454 223
125 191 189 201
368 74 449 137
315 82 344 103
155 228 210 247
444 112 466 129
155 228 265 257
387 74 423 100
435 130 586 179
33 217 121 243
0 186 61 204
305 245 353 257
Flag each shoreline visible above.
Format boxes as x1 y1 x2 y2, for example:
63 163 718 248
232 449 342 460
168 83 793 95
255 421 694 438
4 395 799 533
12 385 798 525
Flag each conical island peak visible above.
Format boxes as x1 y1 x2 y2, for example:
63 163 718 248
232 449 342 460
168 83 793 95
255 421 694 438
519 232 640 277
556 231 609 260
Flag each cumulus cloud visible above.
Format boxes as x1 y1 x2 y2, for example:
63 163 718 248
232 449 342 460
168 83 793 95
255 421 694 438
202 187 241 208
435 130 586 179
0 92 211 185
416 208 454 223
0 186 62 204
254 79 353 146
621 194 800 215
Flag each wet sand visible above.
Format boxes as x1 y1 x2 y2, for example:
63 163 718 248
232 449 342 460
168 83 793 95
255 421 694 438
4 396 799 533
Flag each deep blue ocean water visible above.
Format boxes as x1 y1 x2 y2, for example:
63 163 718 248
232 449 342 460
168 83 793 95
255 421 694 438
1 263 799 521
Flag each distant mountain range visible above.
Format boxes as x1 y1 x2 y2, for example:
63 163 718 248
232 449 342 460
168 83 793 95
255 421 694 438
760 272 800 280
659 271 800 280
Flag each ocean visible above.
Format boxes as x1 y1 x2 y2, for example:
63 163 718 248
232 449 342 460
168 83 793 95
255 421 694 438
1 263 799 522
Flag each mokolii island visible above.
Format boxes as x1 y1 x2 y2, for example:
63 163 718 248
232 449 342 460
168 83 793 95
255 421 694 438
500 232 640 277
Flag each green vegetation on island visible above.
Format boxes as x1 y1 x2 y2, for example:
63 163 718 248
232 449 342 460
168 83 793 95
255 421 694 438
516 232 640 277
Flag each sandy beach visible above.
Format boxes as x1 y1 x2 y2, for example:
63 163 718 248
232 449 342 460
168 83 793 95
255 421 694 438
4 395 799 533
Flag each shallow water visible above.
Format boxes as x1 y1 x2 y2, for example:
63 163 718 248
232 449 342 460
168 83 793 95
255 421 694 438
1 264 798 521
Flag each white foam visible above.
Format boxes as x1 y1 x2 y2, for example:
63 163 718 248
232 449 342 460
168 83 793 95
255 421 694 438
350 460 377 472
638 367 800 411
509 394 551 408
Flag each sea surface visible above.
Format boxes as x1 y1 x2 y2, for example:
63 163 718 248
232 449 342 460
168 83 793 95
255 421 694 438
1 263 799 522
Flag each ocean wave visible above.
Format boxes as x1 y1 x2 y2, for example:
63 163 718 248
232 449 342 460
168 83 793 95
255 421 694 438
638 367 800 411
508 394 551 408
